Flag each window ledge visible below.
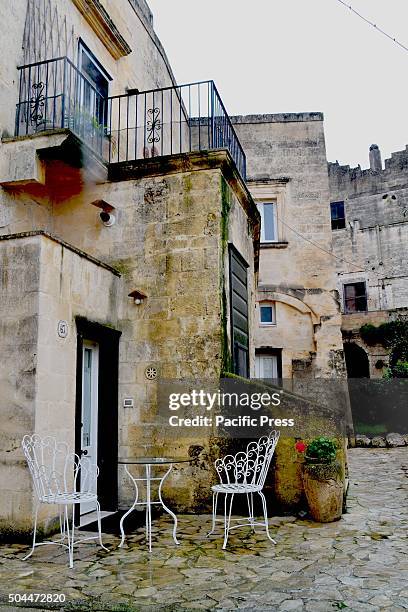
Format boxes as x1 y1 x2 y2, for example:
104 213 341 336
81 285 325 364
260 241 288 249
72 0 132 59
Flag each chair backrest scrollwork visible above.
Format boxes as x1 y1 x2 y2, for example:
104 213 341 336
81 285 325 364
214 430 280 487
21 434 98 502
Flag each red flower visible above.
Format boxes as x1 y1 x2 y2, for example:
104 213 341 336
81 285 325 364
295 441 306 453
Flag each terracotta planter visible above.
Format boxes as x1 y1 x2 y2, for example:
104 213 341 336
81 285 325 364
302 461 343 523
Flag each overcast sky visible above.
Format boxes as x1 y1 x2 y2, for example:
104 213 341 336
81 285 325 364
147 0 408 169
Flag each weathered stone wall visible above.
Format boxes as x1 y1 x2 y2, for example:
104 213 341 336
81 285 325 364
0 237 39 538
0 151 259 523
46 153 258 510
0 233 120 537
329 145 408 376
231 113 346 380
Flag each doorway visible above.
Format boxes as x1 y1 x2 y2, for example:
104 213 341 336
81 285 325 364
255 349 282 380
344 342 370 378
80 340 99 516
75 318 121 523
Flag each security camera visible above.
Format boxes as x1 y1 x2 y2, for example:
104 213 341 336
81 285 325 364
100 210 116 227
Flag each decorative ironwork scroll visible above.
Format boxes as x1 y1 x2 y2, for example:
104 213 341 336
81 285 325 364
29 82 45 125
146 108 161 143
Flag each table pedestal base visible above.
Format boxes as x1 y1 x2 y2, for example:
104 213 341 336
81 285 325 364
119 463 179 551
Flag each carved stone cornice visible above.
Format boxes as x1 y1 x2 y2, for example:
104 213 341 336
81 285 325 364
72 0 132 59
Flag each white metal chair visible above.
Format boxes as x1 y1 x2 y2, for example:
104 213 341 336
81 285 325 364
21 434 108 568
208 430 280 549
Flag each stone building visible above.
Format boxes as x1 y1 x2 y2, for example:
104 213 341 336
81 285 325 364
0 0 349 539
0 0 261 538
231 113 347 383
329 144 408 378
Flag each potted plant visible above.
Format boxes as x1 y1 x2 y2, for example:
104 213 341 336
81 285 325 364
295 437 343 523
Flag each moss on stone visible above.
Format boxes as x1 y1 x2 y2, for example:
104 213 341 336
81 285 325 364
109 258 132 276
303 461 343 482
220 176 232 375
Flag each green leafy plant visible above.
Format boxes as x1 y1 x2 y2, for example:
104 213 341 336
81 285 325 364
304 437 337 463
359 323 379 346
383 360 408 379
360 317 408 349
360 316 408 379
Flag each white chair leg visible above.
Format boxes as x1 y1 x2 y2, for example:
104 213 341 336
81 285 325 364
58 505 65 542
96 501 109 551
71 504 76 567
64 505 75 568
246 492 255 532
222 493 234 550
22 503 39 561
258 491 276 544
207 492 219 536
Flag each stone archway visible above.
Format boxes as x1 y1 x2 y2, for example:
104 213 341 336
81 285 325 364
344 342 370 378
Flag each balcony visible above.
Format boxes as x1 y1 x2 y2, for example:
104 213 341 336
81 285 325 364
14 56 246 180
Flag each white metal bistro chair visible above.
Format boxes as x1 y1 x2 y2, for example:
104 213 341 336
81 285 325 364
21 434 108 568
208 430 280 549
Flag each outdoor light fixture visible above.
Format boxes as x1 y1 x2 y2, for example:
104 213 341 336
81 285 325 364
91 199 116 227
128 290 147 305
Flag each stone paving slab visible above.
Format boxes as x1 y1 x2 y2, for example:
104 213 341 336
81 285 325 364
0 448 408 611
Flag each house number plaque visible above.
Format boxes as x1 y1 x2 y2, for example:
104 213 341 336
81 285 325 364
57 320 69 338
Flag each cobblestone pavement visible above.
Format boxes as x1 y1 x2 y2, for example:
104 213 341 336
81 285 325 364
1 448 408 611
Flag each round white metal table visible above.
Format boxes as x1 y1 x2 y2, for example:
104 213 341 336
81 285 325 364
118 457 191 551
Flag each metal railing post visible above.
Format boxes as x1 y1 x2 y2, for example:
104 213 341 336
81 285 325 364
61 57 67 129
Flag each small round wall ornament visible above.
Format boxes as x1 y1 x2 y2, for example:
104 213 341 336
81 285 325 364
145 366 158 380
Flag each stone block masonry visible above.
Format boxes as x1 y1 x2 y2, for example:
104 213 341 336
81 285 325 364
231 113 347 382
329 144 408 377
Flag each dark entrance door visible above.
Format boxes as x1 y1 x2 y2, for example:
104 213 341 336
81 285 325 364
75 318 121 514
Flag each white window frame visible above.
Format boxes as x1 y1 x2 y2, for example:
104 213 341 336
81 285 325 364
259 301 276 326
257 201 278 243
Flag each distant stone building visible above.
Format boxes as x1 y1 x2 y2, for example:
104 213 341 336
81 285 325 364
329 145 408 378
231 113 347 383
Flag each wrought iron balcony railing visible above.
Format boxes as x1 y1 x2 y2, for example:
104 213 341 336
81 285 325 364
16 56 107 156
107 81 246 178
15 57 246 179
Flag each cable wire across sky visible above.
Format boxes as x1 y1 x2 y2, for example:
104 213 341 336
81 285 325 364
335 0 408 54
279 218 366 273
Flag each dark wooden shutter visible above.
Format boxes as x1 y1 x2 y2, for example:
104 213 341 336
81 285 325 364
229 245 249 377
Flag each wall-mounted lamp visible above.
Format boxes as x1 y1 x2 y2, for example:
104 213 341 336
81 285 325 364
91 199 116 227
128 289 147 305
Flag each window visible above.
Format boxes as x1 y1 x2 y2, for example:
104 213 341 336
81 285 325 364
229 245 249 378
259 302 276 325
255 351 282 379
344 282 367 313
78 41 110 126
330 201 346 230
257 202 278 242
